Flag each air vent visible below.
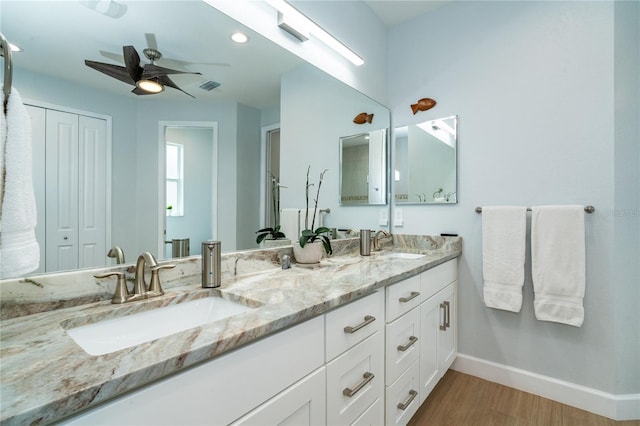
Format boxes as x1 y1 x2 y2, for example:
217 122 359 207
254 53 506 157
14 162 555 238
199 80 221 91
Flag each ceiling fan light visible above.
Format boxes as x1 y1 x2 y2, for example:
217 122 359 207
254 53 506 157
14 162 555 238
136 79 164 93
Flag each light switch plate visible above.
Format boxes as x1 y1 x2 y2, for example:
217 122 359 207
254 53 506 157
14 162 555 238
379 208 389 226
393 208 403 227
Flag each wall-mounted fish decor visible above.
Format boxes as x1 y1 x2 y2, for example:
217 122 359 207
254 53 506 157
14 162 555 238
410 98 436 114
353 112 374 124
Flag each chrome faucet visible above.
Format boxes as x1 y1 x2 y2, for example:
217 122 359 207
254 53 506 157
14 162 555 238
372 230 391 251
107 246 125 264
132 252 159 299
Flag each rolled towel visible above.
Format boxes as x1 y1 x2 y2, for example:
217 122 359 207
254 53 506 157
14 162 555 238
531 205 586 327
0 88 40 278
482 206 527 312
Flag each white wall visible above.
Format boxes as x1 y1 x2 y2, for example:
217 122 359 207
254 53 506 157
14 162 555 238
387 0 639 396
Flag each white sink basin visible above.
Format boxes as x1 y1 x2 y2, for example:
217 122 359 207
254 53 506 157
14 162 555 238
383 252 426 260
66 297 254 356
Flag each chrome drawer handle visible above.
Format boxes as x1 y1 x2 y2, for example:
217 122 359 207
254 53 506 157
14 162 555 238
397 390 418 410
399 291 420 303
397 336 418 352
444 300 451 329
440 302 447 331
344 315 375 334
343 372 374 398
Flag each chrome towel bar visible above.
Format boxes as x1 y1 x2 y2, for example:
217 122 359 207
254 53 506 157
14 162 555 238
475 205 595 213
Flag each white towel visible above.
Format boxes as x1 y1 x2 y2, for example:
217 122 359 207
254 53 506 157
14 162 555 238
531 205 586 327
0 88 40 278
280 208 301 243
482 206 527 312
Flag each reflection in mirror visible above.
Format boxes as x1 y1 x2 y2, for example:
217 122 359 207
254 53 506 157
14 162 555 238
394 115 458 204
339 130 387 205
2 1 391 277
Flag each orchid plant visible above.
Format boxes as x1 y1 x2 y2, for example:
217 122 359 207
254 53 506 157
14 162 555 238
255 173 287 244
299 166 332 255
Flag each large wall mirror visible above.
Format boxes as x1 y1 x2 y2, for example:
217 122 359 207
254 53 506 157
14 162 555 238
339 130 387 205
2 0 390 276
394 115 458 204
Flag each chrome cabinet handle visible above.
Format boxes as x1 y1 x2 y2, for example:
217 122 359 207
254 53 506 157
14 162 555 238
444 300 450 329
344 315 375 334
397 390 418 410
399 291 420 303
440 302 447 331
343 372 374 398
397 336 418 352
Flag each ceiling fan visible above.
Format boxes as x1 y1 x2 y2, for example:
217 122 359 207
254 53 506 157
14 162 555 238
85 45 202 98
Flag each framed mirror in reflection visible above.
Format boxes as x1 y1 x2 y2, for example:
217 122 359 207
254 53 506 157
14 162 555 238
339 130 387 205
1 0 391 277
394 115 458 204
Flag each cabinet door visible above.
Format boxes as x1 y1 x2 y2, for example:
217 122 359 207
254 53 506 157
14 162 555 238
232 367 326 426
45 110 79 271
418 294 440 404
438 282 457 372
77 116 107 269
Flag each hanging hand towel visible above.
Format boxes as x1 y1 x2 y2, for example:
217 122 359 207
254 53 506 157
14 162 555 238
482 206 527 312
280 208 301 243
0 88 40 278
531 205 585 327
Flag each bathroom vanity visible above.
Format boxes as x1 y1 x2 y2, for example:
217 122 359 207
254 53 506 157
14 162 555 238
0 236 461 425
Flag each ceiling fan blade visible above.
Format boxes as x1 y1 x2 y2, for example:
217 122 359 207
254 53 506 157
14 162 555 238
141 64 202 79
157 75 195 98
123 45 143 82
85 60 135 85
155 57 231 69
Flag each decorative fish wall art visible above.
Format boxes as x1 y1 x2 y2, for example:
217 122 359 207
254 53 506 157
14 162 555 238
410 98 436 114
353 112 374 124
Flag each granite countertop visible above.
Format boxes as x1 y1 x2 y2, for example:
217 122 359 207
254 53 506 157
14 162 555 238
0 236 461 425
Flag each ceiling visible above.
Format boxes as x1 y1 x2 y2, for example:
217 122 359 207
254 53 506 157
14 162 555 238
364 0 452 27
1 1 445 106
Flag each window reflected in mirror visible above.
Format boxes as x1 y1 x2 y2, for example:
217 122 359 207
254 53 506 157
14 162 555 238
394 115 458 204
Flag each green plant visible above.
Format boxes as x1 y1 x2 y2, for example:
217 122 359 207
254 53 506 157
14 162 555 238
256 173 287 244
299 166 332 255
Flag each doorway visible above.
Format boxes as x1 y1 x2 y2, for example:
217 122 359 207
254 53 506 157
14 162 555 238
261 125 281 230
158 122 218 258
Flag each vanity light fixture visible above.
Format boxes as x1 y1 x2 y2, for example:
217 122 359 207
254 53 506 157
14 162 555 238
136 78 164 94
265 0 364 66
231 32 249 43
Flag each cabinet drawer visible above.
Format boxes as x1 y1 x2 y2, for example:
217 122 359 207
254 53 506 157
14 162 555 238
420 259 457 301
385 360 421 426
351 397 383 426
385 306 420 384
386 275 421 322
326 332 384 426
326 290 384 361
231 367 326 426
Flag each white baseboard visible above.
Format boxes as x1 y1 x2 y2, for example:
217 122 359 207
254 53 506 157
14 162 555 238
452 353 640 421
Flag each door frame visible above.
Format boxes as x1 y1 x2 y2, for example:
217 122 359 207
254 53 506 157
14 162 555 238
259 123 280 229
157 121 218 257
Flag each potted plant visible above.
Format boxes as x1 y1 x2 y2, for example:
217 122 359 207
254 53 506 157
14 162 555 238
293 166 332 263
256 173 290 248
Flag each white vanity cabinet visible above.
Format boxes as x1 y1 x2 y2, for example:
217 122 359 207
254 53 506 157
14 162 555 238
325 290 385 426
61 316 325 425
384 275 422 425
418 259 457 404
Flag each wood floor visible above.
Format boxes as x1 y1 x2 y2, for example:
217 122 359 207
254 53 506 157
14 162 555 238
408 370 640 426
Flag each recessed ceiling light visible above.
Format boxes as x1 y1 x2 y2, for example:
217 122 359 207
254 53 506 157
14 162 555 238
231 32 249 44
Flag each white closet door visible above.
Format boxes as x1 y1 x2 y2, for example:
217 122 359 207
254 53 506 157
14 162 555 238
26 105 47 274
78 116 107 268
45 110 79 271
